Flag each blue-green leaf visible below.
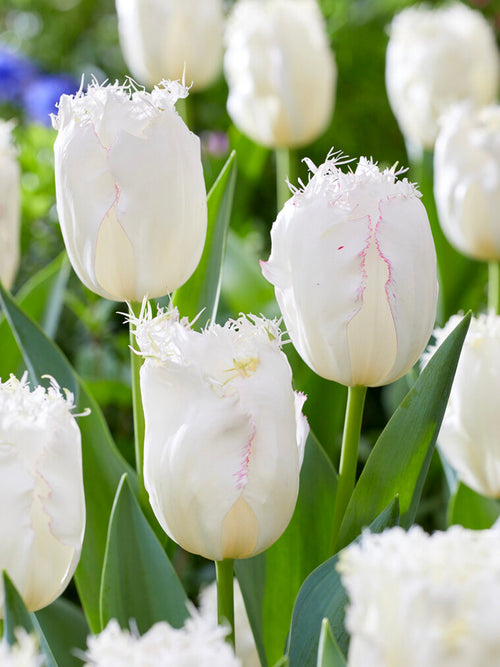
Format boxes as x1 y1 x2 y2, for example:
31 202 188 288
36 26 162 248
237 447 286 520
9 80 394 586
36 598 90 667
100 474 188 633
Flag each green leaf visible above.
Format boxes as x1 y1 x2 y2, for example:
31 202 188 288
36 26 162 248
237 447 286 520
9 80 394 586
0 284 135 633
287 498 400 667
337 313 471 551
448 482 500 530
100 474 189 634
236 432 338 666
0 252 69 379
3 572 57 667
317 619 347 667
173 150 236 326
36 598 90 667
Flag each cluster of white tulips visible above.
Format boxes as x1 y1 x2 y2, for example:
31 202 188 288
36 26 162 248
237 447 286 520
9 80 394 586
0 0 499 665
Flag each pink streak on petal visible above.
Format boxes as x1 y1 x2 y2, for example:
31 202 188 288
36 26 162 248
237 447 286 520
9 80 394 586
233 416 256 490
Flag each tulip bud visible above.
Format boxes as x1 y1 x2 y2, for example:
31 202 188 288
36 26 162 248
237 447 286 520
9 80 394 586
52 79 207 302
224 0 336 148
0 375 85 616
337 524 500 667
434 103 500 261
0 120 20 290
133 305 308 561
386 3 499 151
423 313 500 498
261 151 438 387
115 0 225 91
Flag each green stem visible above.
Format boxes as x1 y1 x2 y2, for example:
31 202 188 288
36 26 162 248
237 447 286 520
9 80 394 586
331 385 367 553
129 301 147 506
488 261 499 314
275 147 295 212
215 559 235 647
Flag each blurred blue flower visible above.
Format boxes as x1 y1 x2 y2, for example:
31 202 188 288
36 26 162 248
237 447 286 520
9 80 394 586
0 47 38 105
22 73 80 126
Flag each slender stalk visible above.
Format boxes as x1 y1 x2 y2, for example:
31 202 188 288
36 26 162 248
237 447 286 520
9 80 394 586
129 301 147 506
275 147 295 212
216 559 235 647
331 385 367 553
488 261 500 314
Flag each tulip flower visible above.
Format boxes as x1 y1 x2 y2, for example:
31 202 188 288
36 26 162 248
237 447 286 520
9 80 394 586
52 79 207 302
423 313 500 498
224 0 336 148
0 375 85 615
337 524 500 667
83 607 241 666
434 103 500 262
132 305 308 561
261 151 438 388
115 0 225 91
0 120 20 290
386 3 499 151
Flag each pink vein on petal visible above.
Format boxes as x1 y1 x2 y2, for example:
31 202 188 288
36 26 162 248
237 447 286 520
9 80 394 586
233 417 256 490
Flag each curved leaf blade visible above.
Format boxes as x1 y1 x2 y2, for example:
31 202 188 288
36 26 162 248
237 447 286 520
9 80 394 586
448 481 500 530
317 619 347 667
337 313 471 551
174 150 237 326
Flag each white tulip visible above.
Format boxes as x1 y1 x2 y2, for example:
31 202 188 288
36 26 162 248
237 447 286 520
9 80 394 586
434 103 500 261
423 313 500 497
84 606 241 666
0 375 85 616
115 0 225 91
52 79 207 302
0 120 20 290
133 305 308 561
386 3 499 151
337 524 500 667
224 0 336 148
261 151 438 387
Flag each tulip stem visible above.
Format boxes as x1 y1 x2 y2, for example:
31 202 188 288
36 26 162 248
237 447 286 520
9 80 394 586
215 559 235 647
275 147 294 211
129 301 147 504
331 385 367 553
488 262 500 314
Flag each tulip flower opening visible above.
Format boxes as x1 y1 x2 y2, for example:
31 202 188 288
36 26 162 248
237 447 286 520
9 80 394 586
0 374 86 616
262 150 439 387
132 304 308 562
52 78 207 302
